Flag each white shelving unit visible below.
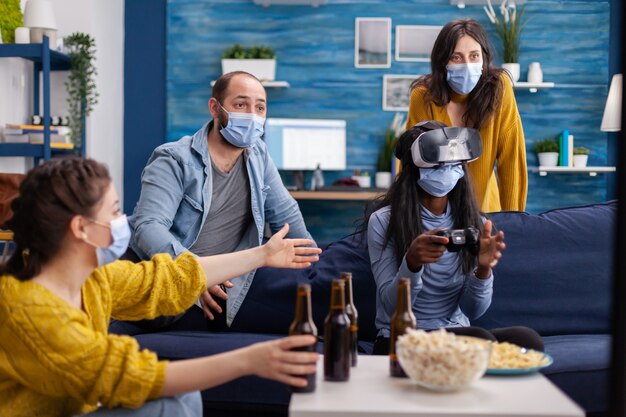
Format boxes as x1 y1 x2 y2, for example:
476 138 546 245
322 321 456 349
531 166 616 177
514 81 555 93
210 80 289 88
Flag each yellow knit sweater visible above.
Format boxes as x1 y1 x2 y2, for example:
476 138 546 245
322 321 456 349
0 252 206 417
407 74 528 212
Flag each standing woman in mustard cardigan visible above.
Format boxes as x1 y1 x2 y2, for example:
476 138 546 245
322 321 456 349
0 157 321 417
407 19 527 212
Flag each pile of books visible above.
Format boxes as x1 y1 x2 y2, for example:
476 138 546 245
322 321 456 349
1 124 73 149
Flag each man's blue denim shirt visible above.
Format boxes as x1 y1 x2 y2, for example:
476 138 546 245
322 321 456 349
129 121 314 325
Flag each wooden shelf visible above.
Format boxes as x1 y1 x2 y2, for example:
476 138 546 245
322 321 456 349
290 190 384 201
513 82 555 93
210 80 289 88
531 166 616 177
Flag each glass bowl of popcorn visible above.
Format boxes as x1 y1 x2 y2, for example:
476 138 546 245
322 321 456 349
396 328 491 392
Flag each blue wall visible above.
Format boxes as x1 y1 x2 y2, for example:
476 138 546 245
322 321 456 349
164 0 612 242
124 0 166 214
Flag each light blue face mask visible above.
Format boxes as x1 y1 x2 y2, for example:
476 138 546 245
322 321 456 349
446 62 483 95
418 165 465 197
218 102 265 148
85 215 131 267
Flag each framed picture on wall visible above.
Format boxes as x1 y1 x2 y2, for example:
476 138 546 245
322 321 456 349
395 25 442 62
382 74 420 111
355 17 392 68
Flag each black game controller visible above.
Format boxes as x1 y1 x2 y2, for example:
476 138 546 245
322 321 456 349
435 227 480 256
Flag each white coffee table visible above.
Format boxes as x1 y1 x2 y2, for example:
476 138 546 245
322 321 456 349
290 355 584 417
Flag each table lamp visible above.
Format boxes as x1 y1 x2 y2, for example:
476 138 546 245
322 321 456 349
601 74 622 132
23 0 58 45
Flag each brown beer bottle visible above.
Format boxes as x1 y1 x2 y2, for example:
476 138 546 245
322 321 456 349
288 283 318 393
389 278 416 377
323 279 350 381
341 272 359 367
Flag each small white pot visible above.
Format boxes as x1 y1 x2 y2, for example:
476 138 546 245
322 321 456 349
502 63 520 83
352 175 371 188
375 172 392 189
537 152 559 167
221 59 276 81
573 154 588 168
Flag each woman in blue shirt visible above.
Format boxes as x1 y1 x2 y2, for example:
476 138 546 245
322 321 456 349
366 121 542 355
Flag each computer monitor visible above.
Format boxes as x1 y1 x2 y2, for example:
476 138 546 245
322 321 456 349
264 118 347 171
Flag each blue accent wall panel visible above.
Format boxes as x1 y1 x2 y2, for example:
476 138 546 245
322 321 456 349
166 0 612 242
124 0 166 214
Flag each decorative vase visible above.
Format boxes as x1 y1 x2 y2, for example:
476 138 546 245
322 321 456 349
502 63 520 83
537 152 559 167
573 154 588 168
528 62 543 83
375 172 392 189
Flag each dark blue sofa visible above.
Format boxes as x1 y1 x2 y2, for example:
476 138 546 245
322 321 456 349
121 201 615 416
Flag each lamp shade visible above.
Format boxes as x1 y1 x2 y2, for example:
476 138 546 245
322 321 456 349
23 0 57 30
601 73 622 132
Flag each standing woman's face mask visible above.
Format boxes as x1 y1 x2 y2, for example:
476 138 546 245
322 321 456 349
446 35 484 95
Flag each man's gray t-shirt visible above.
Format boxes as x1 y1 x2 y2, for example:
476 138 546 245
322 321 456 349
190 154 252 256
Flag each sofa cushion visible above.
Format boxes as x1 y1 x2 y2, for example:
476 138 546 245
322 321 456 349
542 334 611 413
473 201 616 336
232 233 378 342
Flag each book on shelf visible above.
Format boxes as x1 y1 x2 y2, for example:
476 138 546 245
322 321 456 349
559 130 570 167
5 124 63 131
27 133 72 146
4 127 59 135
567 134 574 167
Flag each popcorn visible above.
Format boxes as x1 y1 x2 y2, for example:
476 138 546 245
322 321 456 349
489 342 550 369
396 329 491 391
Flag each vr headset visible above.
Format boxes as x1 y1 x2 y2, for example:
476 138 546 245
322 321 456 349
410 121 483 168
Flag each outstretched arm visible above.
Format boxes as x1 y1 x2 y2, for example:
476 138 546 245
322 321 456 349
162 335 319 396
196 223 321 289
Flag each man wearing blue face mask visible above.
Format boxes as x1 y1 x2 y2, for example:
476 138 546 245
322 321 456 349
126 71 315 331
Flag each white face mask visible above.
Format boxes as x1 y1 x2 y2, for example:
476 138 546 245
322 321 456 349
83 215 131 266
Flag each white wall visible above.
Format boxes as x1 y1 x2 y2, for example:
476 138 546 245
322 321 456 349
0 0 125 206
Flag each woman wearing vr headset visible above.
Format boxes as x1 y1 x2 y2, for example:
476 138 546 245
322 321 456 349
0 157 321 417
365 122 542 355
406 19 527 213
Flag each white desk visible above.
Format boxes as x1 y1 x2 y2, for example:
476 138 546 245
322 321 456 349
290 356 584 417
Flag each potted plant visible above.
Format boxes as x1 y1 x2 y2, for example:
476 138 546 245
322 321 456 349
64 32 98 147
484 0 527 82
376 113 405 188
0 0 23 44
533 138 559 167
573 146 590 168
221 44 276 81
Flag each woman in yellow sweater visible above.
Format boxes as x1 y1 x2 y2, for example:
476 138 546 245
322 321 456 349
0 157 322 417
406 19 527 212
